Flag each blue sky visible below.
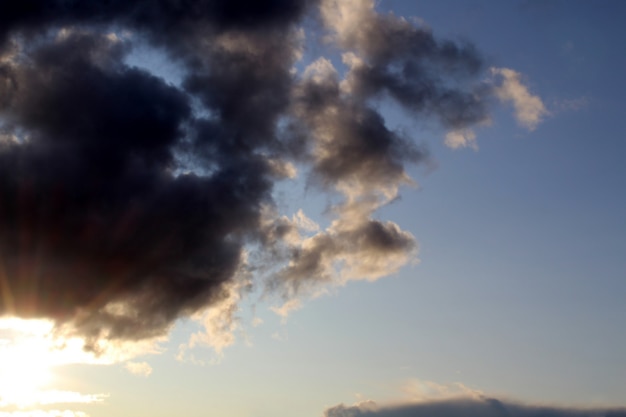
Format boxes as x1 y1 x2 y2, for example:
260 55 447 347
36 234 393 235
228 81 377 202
0 1 625 417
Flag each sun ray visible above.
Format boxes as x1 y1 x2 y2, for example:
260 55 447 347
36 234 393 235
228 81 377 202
0 261 15 315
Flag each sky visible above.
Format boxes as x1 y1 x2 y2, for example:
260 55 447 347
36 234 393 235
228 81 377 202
0 1 625 417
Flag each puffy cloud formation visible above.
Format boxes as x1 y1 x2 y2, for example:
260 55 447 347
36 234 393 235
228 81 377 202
0 0 545 352
324 397 626 417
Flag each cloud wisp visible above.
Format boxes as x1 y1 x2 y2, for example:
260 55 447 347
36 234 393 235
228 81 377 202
491 67 548 130
125 361 153 377
0 0 546 354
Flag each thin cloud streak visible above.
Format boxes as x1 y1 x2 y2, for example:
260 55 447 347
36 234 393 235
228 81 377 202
0 389 107 408
0 412 89 417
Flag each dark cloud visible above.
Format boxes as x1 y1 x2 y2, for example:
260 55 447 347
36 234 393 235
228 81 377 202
183 29 302 156
263 58 424 296
0 18 293 346
0 0 526 350
0 29 277 345
270 217 417 299
265 0 489 296
324 397 626 417
0 0 314 53
324 0 491 130
294 63 426 189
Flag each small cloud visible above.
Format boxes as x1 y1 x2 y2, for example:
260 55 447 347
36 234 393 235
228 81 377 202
270 299 302 322
491 67 548 130
125 361 152 377
271 329 289 342
444 129 478 150
553 96 590 112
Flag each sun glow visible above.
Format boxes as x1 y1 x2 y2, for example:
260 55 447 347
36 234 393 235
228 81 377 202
0 319 55 407
0 318 107 409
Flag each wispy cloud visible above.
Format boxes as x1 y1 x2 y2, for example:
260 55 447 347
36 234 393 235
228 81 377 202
491 67 549 130
125 361 153 377
401 378 483 402
271 299 303 321
0 389 107 408
552 96 590 112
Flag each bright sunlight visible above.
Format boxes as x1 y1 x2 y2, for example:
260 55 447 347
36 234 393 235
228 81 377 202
0 318 106 409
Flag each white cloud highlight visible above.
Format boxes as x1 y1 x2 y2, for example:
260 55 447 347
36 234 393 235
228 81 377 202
320 0 375 48
271 299 303 321
445 129 478 150
176 274 253 363
491 67 548 130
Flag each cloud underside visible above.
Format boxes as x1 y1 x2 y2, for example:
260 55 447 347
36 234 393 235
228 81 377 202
324 397 626 417
0 0 545 352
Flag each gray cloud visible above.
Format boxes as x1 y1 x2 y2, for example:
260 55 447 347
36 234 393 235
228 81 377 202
0 2 306 349
324 398 626 417
266 0 495 300
0 0 546 351
322 0 490 130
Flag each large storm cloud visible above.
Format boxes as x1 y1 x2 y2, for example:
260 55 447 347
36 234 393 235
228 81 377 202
0 0 538 350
